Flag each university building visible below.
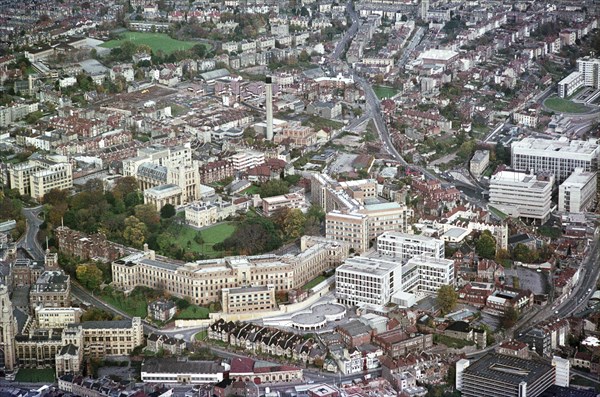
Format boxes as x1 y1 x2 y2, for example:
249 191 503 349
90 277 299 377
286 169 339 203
112 236 349 305
312 174 412 253
122 145 201 205
511 137 600 183
375 231 444 260
222 285 277 314
8 155 73 200
489 171 554 223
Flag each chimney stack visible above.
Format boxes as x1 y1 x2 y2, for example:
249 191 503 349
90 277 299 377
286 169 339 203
265 76 273 141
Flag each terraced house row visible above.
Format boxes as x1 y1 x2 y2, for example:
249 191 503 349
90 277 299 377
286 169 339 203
208 319 326 365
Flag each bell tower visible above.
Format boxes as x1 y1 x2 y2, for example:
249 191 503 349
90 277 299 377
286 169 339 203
0 285 16 372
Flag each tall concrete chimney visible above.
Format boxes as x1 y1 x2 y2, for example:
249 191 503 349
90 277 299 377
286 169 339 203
265 76 273 141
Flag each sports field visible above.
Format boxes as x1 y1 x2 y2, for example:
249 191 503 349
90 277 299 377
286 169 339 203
100 32 198 54
373 85 399 99
544 97 589 114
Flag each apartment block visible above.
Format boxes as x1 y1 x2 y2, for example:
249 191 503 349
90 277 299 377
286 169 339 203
376 231 444 260
0 102 39 127
9 155 73 200
558 168 597 213
112 237 349 305
489 171 554 223
221 285 277 314
511 137 600 183
199 160 234 184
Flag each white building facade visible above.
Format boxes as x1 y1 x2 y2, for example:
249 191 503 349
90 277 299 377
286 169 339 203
489 171 554 223
511 137 600 183
335 256 403 307
376 231 444 260
558 168 597 213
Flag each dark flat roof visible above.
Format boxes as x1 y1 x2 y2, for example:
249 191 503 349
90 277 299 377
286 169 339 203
463 353 553 386
540 385 597 397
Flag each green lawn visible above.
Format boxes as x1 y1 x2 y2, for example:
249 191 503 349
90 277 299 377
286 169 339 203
173 223 236 258
169 103 189 116
195 330 208 341
303 115 344 131
488 205 508 220
544 97 589 114
373 85 399 99
571 375 600 392
100 291 148 318
434 334 475 349
241 185 260 195
303 275 327 291
100 32 199 55
15 368 55 382
175 305 210 319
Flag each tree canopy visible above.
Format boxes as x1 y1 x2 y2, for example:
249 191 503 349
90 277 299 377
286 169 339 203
436 285 458 315
76 264 103 290
160 204 176 219
476 230 496 259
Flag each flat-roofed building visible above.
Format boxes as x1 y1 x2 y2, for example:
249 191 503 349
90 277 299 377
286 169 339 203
404 254 455 296
9 156 73 200
262 192 307 216
558 71 584 98
222 285 277 313
511 137 600 183
326 211 370 253
36 307 83 329
376 231 444 260
558 168 597 213
489 171 554 223
335 256 403 307
326 202 413 254
141 358 225 384
460 353 555 397
419 49 459 66
470 150 490 177
232 150 265 171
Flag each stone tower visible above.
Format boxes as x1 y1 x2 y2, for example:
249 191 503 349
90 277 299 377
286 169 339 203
45 249 59 270
0 285 16 372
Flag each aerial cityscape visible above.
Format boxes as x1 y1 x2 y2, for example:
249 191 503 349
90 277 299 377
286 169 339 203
1 0 600 396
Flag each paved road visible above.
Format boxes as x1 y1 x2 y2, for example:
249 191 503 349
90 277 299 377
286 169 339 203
18 206 45 260
331 0 359 61
514 234 600 338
